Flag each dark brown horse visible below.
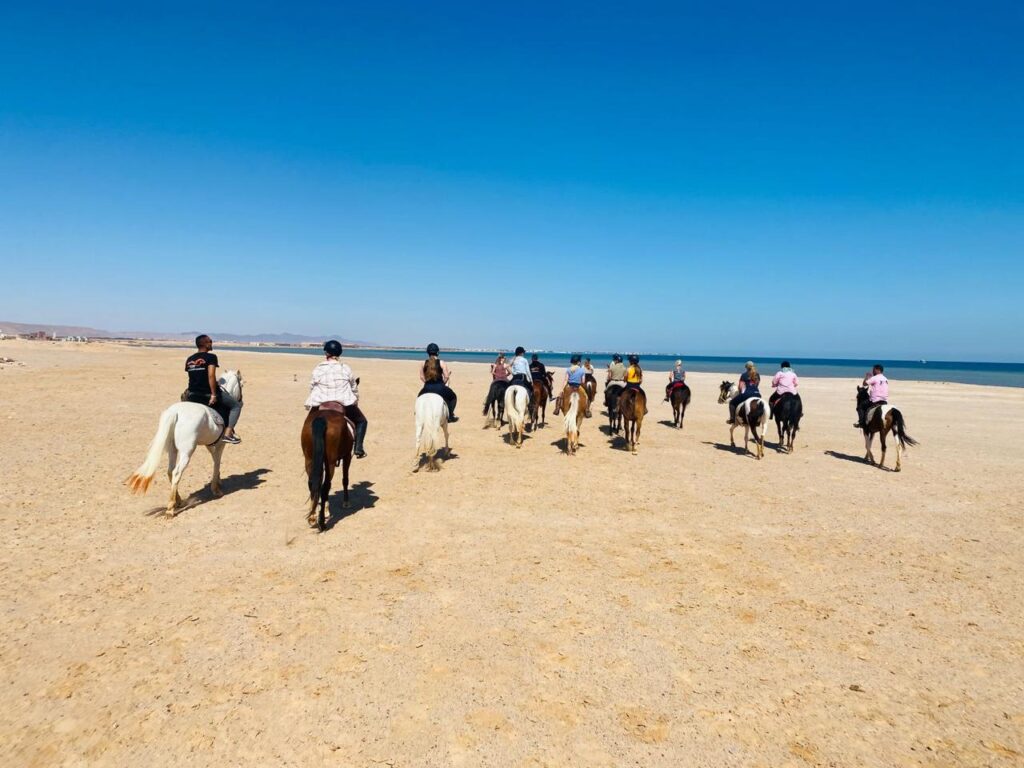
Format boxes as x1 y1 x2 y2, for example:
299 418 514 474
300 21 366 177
606 383 625 433
857 387 917 471
669 384 691 429
618 387 646 454
583 374 597 418
301 406 354 530
530 377 550 429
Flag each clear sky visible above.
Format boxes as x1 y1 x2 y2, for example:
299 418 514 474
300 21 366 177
1 2 1021 360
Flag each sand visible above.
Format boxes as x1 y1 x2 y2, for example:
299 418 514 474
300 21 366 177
1 339 1022 767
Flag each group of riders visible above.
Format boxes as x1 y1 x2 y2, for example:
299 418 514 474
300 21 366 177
182 334 894 456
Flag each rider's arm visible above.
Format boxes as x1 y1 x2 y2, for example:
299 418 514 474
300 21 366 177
207 364 218 404
441 361 451 384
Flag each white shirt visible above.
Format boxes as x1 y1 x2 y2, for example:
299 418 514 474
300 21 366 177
305 359 358 408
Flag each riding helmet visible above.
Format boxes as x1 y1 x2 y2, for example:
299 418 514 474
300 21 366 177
613 353 622 362
515 346 525 356
324 339 343 357
571 354 581 365
426 343 440 356
628 354 639 365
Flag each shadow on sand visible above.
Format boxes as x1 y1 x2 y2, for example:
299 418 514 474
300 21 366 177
146 467 272 518
322 480 379 531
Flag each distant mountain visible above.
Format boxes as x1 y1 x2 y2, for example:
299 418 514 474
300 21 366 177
0 320 374 346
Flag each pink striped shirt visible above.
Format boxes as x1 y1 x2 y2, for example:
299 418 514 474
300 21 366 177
771 370 799 395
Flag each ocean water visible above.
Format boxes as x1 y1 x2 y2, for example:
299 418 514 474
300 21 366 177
215 346 1023 388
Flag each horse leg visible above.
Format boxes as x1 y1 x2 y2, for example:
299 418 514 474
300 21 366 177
776 418 785 453
167 446 196 515
729 422 737 448
166 444 179 502
341 454 352 507
864 431 874 464
208 442 225 497
894 429 902 472
633 417 641 454
879 430 887 469
320 465 333 526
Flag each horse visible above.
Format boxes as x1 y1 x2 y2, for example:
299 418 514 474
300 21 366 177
414 392 451 472
770 393 803 453
504 384 530 448
605 383 625 433
301 404 354 530
717 381 767 460
583 374 597 418
669 383 691 429
530 377 550 429
556 385 588 455
482 380 509 427
618 386 646 454
857 387 917 471
126 371 243 515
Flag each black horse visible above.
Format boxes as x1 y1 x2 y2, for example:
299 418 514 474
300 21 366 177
483 380 510 426
605 383 624 433
769 393 803 453
669 384 691 429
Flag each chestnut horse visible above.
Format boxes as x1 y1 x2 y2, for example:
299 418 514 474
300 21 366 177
583 374 597 418
669 383 691 429
556 385 588 455
856 387 917 471
618 387 646 454
301 406 354 531
530 377 550 429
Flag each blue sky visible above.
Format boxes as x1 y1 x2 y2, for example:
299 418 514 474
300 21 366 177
1 2 1021 360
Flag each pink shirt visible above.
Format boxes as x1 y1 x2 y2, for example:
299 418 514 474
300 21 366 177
771 370 799 395
866 373 889 402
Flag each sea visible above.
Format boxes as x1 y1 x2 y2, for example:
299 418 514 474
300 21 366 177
213 346 1023 388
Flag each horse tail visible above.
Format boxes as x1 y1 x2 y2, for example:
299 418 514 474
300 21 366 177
890 409 918 449
309 416 327 504
563 391 580 436
126 406 177 494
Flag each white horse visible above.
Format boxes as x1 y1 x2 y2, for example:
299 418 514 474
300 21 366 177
562 389 584 455
126 371 243 514
717 381 768 460
504 384 530 448
413 393 450 472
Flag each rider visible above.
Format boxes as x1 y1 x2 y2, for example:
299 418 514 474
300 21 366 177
727 361 761 425
856 364 889 428
582 357 595 378
529 353 555 393
664 359 686 401
509 346 535 411
770 360 799 413
184 334 241 444
624 354 648 413
304 340 368 458
419 343 458 422
605 353 627 407
553 354 588 415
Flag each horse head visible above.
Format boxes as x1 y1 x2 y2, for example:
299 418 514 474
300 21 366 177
855 385 868 405
219 369 244 401
717 381 734 403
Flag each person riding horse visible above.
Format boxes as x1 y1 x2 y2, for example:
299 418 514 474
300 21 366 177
605 353 627 408
552 355 588 415
727 361 761 425
624 354 648 413
184 334 242 444
305 340 368 458
486 352 511 408
856 364 889 429
529 353 555 392
419 343 458 422
507 347 535 412
769 361 800 414
664 359 687 401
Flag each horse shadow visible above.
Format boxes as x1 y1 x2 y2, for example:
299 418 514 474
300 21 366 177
549 439 587 453
824 449 892 470
145 468 272 517
657 419 682 429
412 449 460 471
324 480 379 530
504 432 532 446
701 440 756 458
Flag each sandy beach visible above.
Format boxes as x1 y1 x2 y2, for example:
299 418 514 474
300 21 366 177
1 339 1021 767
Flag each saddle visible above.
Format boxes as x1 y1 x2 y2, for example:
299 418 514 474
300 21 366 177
317 400 346 413
181 389 230 425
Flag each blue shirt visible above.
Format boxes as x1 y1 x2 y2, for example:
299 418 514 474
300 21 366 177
567 366 586 385
510 356 531 377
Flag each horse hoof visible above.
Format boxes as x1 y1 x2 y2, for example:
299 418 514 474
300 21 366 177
342 501 351 509
307 515 317 528
164 508 177 518
211 487 223 498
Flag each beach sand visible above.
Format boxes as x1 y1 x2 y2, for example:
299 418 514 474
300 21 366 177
1 339 1022 767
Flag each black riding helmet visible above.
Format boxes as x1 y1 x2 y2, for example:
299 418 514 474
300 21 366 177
612 353 622 363
570 354 582 365
628 354 640 365
324 339 343 357
426 343 440 356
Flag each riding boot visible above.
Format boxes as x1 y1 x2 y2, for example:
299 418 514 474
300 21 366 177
354 421 368 458
727 403 736 424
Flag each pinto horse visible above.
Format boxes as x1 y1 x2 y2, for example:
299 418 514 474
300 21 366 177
770 393 803 453
718 381 767 460
301 405 354 530
483 380 509 427
504 384 530 448
857 387 917 471
556 385 588 455
126 370 243 515
530 377 550 429
669 383 691 429
583 374 597 418
605 383 625 433
618 386 646 454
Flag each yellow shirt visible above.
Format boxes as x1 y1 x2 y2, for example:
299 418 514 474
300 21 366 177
626 365 642 384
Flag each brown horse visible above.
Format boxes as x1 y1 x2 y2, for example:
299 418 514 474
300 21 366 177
556 385 589 455
605 383 625 433
583 374 597 418
857 387 917 471
301 406 354 531
618 386 646 454
669 383 691 429
530 377 550 429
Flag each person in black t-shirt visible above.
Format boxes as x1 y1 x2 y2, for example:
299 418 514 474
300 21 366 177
184 334 242 444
